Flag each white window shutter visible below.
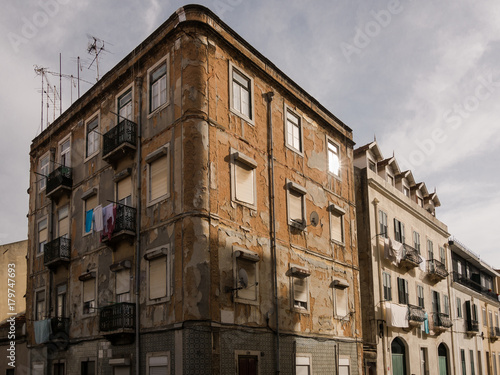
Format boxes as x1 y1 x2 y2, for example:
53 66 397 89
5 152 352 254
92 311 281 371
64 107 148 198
150 156 169 201
289 190 303 223
293 278 308 303
235 162 254 204
149 257 167 299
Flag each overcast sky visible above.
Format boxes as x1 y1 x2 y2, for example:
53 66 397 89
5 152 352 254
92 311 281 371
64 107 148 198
1 1 499 267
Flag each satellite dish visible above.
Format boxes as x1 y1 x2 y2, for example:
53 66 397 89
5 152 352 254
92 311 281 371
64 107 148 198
310 211 319 227
238 268 249 288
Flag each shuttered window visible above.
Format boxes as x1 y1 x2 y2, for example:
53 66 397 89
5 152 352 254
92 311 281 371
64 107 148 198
58 205 69 238
335 288 348 317
394 219 405 243
149 257 167 300
383 272 392 301
293 277 308 310
331 211 344 243
235 161 255 205
117 176 132 206
84 194 98 235
116 269 130 302
397 277 409 305
149 355 168 375
83 278 96 314
149 155 169 202
379 210 388 238
38 218 48 254
289 189 304 226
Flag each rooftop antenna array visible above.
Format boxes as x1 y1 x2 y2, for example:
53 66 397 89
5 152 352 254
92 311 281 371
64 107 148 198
86 35 112 82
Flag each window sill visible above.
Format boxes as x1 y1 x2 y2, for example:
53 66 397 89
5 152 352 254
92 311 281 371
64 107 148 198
84 151 99 164
229 108 255 126
285 144 304 157
147 194 170 208
147 101 170 120
146 297 169 306
234 298 259 306
289 221 306 231
328 171 342 181
292 307 310 315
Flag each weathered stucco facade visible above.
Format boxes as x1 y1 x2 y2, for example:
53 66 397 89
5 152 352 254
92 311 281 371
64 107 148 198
26 5 362 374
355 142 453 375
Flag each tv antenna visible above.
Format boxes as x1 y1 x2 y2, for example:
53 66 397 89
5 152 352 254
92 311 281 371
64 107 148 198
86 34 112 82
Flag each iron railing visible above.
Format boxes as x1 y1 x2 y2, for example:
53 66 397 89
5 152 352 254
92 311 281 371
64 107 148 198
452 272 499 303
408 304 426 323
402 244 423 266
428 259 448 279
431 312 453 329
103 119 137 157
50 317 70 335
46 166 72 196
44 237 71 266
99 303 135 332
114 205 136 233
466 319 479 333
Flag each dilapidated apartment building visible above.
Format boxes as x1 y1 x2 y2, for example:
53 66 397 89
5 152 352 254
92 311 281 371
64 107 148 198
354 141 453 375
27 5 362 374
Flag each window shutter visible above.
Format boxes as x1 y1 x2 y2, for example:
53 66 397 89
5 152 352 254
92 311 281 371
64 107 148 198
398 278 405 304
86 194 98 211
116 270 130 295
336 288 348 316
39 224 48 243
235 162 254 204
331 212 343 242
58 215 69 238
394 219 400 242
150 366 168 375
289 190 303 223
401 223 405 244
150 156 169 201
293 278 308 303
118 176 132 203
465 300 472 323
404 279 409 304
83 279 95 303
149 257 167 299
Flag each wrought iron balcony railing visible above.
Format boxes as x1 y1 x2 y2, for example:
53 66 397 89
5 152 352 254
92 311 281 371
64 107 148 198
432 312 453 329
46 166 72 198
99 302 135 332
466 319 479 333
428 259 449 280
408 304 426 324
400 244 423 268
452 272 499 303
44 237 70 267
50 317 70 335
102 120 137 162
101 205 136 244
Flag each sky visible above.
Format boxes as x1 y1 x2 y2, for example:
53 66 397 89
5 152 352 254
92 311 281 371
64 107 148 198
0 1 499 267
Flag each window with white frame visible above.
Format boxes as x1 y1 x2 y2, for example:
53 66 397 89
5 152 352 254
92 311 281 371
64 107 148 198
59 138 71 167
483 307 487 327
57 205 69 238
327 139 340 177
149 59 168 113
296 356 312 375
285 107 302 153
231 151 257 207
379 210 388 238
230 64 253 122
56 283 67 318
334 281 349 318
394 218 405 243
330 204 345 244
145 246 171 302
444 295 450 315
82 276 96 315
233 248 259 303
339 358 350 375
147 353 170 375
38 217 48 254
403 185 410 197
383 272 392 301
118 89 133 121
86 116 100 158
35 289 45 320
39 154 50 191
290 267 310 311
413 231 421 253
368 160 376 172
115 269 131 303
287 181 306 229
146 146 170 204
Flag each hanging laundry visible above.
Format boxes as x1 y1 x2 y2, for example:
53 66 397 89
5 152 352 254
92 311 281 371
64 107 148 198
93 204 103 232
392 240 404 266
103 203 116 240
422 312 429 334
388 303 409 328
85 209 93 233
34 319 52 344
419 256 427 272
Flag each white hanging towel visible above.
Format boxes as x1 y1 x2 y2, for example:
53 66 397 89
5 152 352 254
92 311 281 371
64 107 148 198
93 204 103 231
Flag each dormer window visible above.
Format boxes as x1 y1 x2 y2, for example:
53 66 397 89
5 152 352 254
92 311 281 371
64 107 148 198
403 186 410 197
387 174 394 186
368 160 376 172
417 196 424 208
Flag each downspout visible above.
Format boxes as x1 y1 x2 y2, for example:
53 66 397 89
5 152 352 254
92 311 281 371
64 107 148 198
265 91 280 374
135 76 143 375
372 197 388 375
445 244 457 375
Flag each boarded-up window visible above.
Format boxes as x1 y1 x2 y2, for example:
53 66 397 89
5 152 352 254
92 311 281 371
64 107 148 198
58 205 69 238
293 277 308 310
235 161 255 205
83 278 96 314
117 176 132 206
149 155 169 202
38 218 48 254
149 257 167 300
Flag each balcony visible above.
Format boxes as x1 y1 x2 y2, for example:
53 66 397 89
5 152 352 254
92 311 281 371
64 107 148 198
50 317 70 336
490 327 500 342
44 237 70 268
99 302 135 345
102 120 137 165
101 205 136 246
400 244 423 270
466 319 479 334
46 166 72 200
431 312 452 333
427 259 449 282
452 272 500 303
407 304 426 327
47 317 70 351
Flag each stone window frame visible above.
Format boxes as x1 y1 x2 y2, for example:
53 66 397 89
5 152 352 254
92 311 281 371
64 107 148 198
284 103 304 156
232 247 260 306
329 203 346 246
333 277 350 319
228 61 255 125
230 149 257 209
289 264 311 314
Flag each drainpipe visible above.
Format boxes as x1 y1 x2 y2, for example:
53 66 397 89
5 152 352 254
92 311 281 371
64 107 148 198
265 91 280 374
134 76 143 375
445 244 457 375
372 197 388 375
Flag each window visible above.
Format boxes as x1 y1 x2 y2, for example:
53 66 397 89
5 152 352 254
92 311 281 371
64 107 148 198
118 89 133 121
84 192 98 235
339 358 350 375
432 291 441 313
234 249 259 304
417 196 424 208
37 217 48 254
59 138 71 167
82 277 96 315
32 363 44 375
496 312 499 329
117 175 132 207
397 277 409 305
39 154 50 191
149 60 168 113
494 351 497 375
81 360 96 375
231 151 257 207
444 295 450 315
394 219 405 243
403 186 410 197
285 107 302 153
334 286 348 318
53 363 65 375
461 350 467 375
57 205 69 238
290 267 310 312
387 174 394 186
147 353 170 375
417 285 424 308
146 146 170 204
379 210 388 238
427 240 434 261
327 139 340 177
330 204 345 244
440 246 446 265
383 272 392 301
457 297 462 318
56 284 67 318
230 64 253 122
296 356 312 375
145 247 171 302
287 181 307 229
35 289 45 320
86 116 99 158
471 350 476 375
116 269 131 303
483 308 487 326
413 231 420 253
237 355 258 375
369 160 376 172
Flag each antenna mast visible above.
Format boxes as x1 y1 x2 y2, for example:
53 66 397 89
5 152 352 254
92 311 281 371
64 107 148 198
87 35 109 81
